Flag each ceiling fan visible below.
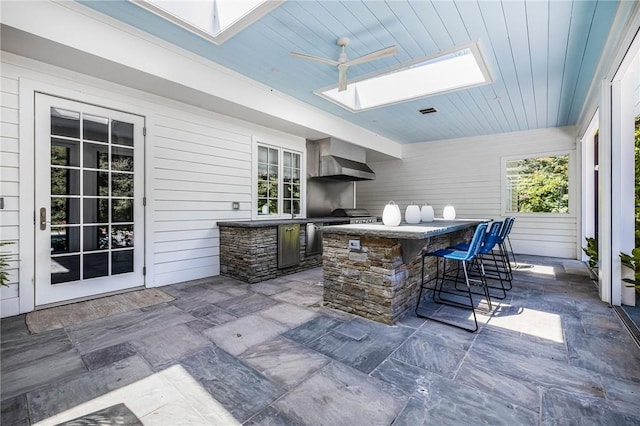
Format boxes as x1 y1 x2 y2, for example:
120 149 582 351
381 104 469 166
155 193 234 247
290 37 397 92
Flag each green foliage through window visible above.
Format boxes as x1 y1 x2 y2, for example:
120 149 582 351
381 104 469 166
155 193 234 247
506 155 569 213
257 145 301 216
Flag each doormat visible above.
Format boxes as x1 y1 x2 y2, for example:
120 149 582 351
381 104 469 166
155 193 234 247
26 288 175 334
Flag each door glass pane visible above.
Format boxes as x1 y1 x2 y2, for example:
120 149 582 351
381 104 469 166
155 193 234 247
51 108 80 139
112 250 133 275
83 115 109 142
83 171 109 196
83 226 109 251
47 108 137 288
112 199 133 222
111 225 134 248
51 197 80 225
84 252 109 279
51 226 80 254
51 255 80 284
112 147 134 172
111 120 134 147
83 143 109 170
51 139 80 167
83 198 109 224
112 173 133 197
51 168 80 195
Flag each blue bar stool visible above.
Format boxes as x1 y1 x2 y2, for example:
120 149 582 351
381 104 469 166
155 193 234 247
494 217 516 286
415 222 490 333
450 221 508 300
503 216 517 270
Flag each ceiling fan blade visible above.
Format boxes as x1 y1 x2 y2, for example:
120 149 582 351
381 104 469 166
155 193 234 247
345 45 397 67
290 51 339 66
338 64 348 92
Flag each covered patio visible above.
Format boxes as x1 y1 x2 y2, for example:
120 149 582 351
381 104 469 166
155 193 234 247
2 255 639 425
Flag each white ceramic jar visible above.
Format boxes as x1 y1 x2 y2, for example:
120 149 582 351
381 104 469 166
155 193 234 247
443 205 456 220
405 203 421 224
420 205 434 222
382 201 402 226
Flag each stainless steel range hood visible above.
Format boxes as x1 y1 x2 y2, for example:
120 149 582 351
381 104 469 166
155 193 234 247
307 138 376 181
319 155 375 181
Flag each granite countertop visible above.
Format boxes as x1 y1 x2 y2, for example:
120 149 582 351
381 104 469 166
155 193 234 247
217 217 351 228
322 219 487 240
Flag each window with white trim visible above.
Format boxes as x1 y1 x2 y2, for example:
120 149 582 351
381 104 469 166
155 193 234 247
256 144 301 217
505 154 570 214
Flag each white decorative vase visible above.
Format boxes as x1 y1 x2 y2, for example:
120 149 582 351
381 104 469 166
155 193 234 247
382 201 401 227
443 205 456 220
420 205 434 222
405 204 421 224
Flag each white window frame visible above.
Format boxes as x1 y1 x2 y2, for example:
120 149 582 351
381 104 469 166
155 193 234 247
501 150 576 218
251 138 305 220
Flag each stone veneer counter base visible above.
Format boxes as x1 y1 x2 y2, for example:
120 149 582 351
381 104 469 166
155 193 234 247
218 218 349 283
322 220 484 324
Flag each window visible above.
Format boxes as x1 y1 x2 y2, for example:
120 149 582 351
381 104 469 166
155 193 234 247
257 145 301 217
282 151 301 216
505 154 569 214
318 43 491 112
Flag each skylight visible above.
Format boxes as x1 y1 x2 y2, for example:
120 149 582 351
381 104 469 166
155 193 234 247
132 0 283 45
317 44 492 112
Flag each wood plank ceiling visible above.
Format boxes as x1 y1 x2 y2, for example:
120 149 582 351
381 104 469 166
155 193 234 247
80 0 621 144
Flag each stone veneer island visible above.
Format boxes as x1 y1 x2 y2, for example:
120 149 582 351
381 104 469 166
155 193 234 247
321 219 484 324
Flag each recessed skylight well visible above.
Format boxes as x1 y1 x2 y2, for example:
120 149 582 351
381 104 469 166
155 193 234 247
317 43 492 112
132 0 283 45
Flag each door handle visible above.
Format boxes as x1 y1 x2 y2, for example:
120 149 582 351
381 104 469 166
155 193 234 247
40 207 48 230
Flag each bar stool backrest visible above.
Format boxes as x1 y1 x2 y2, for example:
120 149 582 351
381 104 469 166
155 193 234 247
505 216 515 237
480 221 503 254
462 222 489 261
498 217 514 243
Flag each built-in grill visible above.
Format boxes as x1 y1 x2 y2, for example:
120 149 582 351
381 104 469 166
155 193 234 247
330 208 379 224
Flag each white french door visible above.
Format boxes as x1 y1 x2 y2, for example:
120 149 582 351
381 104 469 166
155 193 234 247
34 94 145 306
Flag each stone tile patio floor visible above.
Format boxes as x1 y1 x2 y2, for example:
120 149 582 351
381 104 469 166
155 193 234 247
2 254 640 425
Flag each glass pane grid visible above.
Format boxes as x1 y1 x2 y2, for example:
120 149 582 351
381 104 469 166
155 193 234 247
50 109 136 284
256 146 301 216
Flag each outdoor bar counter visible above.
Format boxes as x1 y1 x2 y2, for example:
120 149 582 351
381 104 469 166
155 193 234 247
321 219 485 324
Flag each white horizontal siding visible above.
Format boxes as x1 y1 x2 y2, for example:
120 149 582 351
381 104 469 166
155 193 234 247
1 51 306 315
0 71 20 303
357 127 578 258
